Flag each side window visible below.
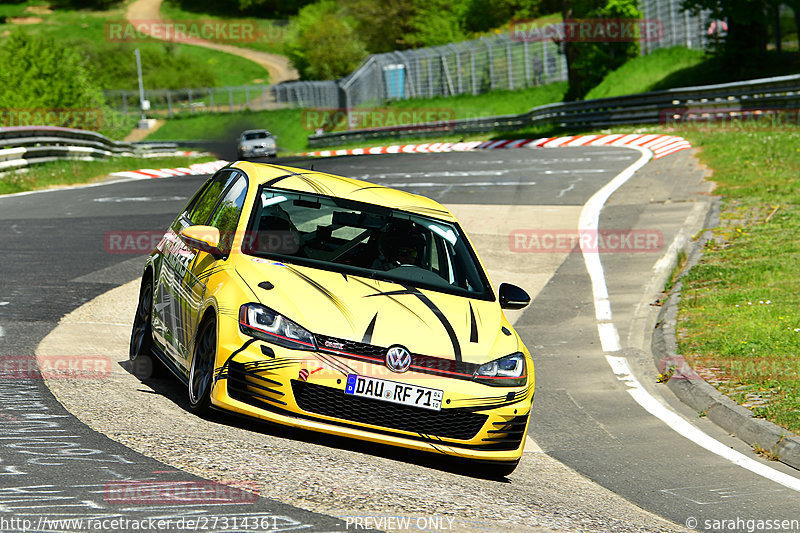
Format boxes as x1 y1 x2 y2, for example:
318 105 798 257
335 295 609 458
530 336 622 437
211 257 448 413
188 171 235 225
208 175 248 254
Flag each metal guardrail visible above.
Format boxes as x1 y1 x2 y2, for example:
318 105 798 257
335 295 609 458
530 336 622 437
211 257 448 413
307 74 800 148
0 126 184 174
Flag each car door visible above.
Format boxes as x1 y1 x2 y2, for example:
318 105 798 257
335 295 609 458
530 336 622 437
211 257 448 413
152 170 237 373
182 172 248 367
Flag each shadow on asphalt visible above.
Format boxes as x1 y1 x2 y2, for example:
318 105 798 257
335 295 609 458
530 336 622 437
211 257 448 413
118 357 514 482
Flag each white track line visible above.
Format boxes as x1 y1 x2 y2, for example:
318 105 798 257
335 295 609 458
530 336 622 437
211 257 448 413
580 146 800 493
607 355 800 492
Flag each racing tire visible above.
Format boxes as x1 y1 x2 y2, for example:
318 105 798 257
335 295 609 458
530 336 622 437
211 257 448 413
129 277 162 379
189 314 216 414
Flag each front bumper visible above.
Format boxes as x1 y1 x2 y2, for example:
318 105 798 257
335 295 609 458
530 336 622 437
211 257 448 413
211 331 534 463
239 146 277 157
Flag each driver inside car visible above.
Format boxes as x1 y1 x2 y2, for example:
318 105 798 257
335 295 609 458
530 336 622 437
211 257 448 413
373 221 426 270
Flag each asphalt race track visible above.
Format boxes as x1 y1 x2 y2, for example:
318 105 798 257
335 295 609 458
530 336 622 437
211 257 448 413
1 148 799 532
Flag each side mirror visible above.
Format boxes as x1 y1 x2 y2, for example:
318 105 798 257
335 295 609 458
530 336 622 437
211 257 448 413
180 225 223 259
499 283 530 310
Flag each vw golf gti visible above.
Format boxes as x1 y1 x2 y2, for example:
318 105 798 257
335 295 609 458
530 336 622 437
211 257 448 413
130 161 534 474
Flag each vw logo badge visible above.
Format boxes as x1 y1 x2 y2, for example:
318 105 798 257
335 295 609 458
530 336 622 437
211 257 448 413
385 346 412 373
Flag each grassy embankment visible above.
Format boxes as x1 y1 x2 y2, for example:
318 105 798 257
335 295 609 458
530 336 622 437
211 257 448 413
0 2 270 88
0 0 272 138
675 125 800 433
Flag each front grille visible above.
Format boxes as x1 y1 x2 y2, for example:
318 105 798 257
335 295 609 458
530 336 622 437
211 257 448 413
291 381 487 441
314 334 480 379
315 335 386 359
227 361 287 408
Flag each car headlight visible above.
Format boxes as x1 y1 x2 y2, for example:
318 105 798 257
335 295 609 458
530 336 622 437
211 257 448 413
473 352 527 387
239 303 316 351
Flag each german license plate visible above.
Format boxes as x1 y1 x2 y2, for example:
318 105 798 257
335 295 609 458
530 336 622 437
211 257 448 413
345 374 443 411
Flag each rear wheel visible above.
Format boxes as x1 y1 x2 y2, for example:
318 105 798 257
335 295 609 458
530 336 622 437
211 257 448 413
189 315 216 414
129 277 161 379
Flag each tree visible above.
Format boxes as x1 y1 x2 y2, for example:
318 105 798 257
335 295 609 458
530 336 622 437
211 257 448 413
284 1 368 80
464 0 550 33
681 0 770 69
341 0 467 51
339 0 417 52
403 0 468 48
0 30 104 112
561 0 641 100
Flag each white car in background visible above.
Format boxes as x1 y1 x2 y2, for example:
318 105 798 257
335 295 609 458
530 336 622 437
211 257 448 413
237 129 277 158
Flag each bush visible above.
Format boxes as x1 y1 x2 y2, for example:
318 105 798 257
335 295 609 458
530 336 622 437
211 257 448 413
284 1 367 80
0 30 104 111
563 0 641 100
76 42 218 91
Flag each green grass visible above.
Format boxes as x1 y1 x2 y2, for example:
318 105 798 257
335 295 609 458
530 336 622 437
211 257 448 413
0 154 215 195
585 46 800 101
376 82 568 119
0 2 270 89
671 124 800 433
145 109 307 153
144 82 568 152
585 46 707 100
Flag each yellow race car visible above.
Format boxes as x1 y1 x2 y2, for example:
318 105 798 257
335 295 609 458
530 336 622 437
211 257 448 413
130 161 534 475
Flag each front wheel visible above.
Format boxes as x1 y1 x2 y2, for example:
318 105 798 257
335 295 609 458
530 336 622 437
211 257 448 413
189 315 216 414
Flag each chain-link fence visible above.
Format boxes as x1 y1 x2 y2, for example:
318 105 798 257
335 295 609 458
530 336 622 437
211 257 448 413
105 85 280 117
105 1 711 116
333 35 568 110
639 0 711 53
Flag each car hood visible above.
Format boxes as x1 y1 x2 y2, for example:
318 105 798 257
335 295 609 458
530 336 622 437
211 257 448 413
235 258 519 364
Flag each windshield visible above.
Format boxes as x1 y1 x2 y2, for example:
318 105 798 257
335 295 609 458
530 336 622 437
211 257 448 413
243 187 494 299
243 132 269 140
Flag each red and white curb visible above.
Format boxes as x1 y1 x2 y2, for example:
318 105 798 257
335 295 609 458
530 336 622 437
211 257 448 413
110 160 229 179
299 134 691 160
